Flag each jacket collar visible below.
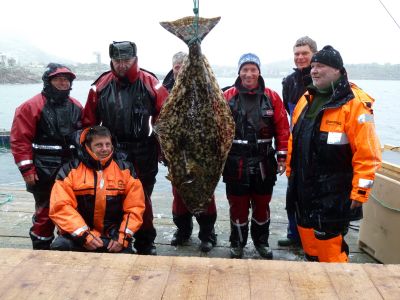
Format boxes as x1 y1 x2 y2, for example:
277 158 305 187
110 58 140 83
234 76 265 95
79 128 114 171
307 73 354 107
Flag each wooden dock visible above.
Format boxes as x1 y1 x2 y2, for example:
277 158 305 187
0 248 399 299
1 178 400 299
0 184 377 263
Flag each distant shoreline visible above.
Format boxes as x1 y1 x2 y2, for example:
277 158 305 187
1 63 400 84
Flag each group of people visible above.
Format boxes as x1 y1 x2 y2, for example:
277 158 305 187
10 36 382 263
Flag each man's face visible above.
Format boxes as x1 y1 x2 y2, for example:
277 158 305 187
50 75 71 90
311 62 341 90
294 45 314 70
172 63 183 79
239 64 259 89
89 135 113 160
112 57 136 77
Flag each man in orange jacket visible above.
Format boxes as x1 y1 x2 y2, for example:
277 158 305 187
49 126 145 253
286 45 382 262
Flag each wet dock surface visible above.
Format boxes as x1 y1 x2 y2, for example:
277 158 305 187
0 166 378 263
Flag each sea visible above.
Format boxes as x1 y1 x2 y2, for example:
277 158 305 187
1 78 399 194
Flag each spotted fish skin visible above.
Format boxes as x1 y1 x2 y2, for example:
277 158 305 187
155 16 235 214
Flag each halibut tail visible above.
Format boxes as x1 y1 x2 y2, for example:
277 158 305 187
160 16 221 46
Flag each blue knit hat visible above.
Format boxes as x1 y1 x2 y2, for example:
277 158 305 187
238 53 261 73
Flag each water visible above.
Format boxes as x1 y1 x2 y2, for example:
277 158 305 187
0 78 399 188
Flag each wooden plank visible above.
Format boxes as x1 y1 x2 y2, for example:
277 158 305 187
0 236 31 249
248 260 294 299
0 248 33 286
163 256 210 299
285 261 339 299
0 249 399 299
208 258 251 299
0 186 382 264
0 188 34 213
117 255 173 299
0 210 32 236
362 264 400 299
0 250 123 299
323 263 382 299
0 250 58 299
0 250 137 300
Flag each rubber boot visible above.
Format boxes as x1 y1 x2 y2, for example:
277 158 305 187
134 228 157 255
251 220 273 259
278 211 301 247
196 213 217 252
29 229 53 250
171 213 193 246
229 221 248 259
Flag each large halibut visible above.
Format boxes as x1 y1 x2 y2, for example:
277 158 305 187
155 16 235 214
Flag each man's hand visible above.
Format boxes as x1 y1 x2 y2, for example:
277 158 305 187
350 200 363 209
107 240 123 253
23 173 38 186
83 235 104 251
277 161 286 176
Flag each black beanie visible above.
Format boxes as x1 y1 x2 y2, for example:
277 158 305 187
311 45 343 70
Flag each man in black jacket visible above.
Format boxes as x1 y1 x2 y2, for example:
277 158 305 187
162 51 187 92
11 63 82 250
279 36 317 247
83 41 169 255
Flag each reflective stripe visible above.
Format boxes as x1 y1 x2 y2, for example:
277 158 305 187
257 139 272 143
359 178 374 188
233 140 248 144
313 230 326 237
72 225 89 237
251 217 270 226
327 132 349 145
148 116 153 137
32 143 75 150
29 231 54 241
125 228 134 236
358 114 374 124
231 219 247 227
17 159 33 167
276 150 287 155
233 138 272 144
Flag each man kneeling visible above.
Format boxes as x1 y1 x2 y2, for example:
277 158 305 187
49 126 145 253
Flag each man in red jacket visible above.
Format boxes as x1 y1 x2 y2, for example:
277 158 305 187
223 53 290 259
10 63 82 250
82 41 168 255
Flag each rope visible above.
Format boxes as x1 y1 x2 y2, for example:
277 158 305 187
0 193 13 206
377 0 400 31
369 191 400 212
188 0 201 46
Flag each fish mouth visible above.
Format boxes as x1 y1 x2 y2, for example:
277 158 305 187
182 177 195 184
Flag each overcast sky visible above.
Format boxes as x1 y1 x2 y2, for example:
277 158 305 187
1 0 400 73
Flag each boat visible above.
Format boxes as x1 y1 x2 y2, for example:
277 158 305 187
0 129 10 149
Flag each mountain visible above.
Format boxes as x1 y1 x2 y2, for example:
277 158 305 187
0 36 73 65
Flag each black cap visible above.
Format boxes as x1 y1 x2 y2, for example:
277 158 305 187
109 41 137 60
311 45 343 70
